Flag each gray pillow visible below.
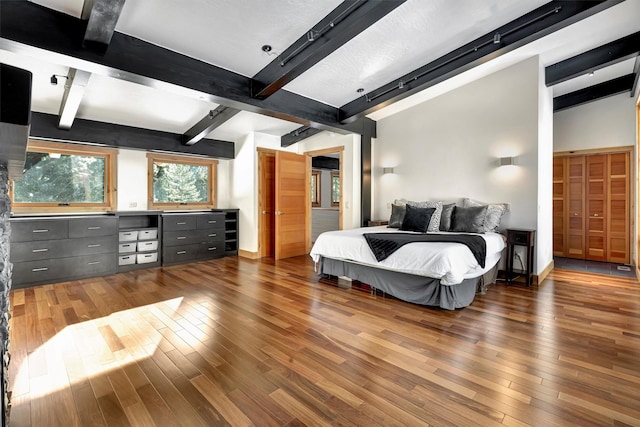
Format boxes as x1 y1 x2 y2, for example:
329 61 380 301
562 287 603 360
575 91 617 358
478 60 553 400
400 205 435 233
387 203 405 228
451 205 487 233
439 203 456 231
394 199 443 232
462 198 508 233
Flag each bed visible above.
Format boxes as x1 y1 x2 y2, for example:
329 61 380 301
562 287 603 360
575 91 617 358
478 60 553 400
310 226 506 310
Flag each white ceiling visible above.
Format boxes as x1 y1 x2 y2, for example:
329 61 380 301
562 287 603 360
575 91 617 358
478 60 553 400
3 0 640 144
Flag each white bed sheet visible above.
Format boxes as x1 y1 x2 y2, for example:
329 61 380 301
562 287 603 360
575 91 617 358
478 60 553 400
310 226 506 285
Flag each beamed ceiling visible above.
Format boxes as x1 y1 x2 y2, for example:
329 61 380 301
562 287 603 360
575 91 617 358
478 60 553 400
1 0 639 156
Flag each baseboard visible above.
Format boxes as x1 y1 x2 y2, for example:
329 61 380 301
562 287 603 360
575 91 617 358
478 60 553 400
536 260 554 285
238 249 260 259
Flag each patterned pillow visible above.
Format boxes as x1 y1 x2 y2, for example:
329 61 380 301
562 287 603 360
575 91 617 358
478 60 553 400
451 205 487 233
462 198 508 233
394 199 443 232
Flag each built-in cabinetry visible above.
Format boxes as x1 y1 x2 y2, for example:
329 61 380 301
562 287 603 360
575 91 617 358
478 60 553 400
117 211 161 272
10 209 240 288
10 216 118 288
553 151 630 263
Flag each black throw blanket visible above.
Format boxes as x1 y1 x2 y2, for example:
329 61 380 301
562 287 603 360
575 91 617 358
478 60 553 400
363 233 487 267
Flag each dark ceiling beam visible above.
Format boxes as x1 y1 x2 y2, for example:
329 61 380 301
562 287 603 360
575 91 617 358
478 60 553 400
553 74 634 112
251 0 405 100
30 112 235 159
0 1 371 137
183 106 240 146
281 126 323 147
57 68 91 130
83 0 126 51
631 55 640 97
339 0 624 123
546 31 640 86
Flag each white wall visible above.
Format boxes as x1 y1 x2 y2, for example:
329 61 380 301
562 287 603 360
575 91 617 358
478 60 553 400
537 58 554 274
373 57 548 272
554 93 637 152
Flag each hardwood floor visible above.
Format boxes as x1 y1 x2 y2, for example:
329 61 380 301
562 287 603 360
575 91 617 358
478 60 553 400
7 256 640 426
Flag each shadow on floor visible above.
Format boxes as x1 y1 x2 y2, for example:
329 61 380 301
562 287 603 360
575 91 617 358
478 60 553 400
554 257 636 278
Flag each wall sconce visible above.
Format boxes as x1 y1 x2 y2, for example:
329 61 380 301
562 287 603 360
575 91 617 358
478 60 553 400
383 167 394 174
499 156 515 166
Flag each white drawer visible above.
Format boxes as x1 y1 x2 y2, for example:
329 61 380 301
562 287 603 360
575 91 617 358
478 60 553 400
119 230 138 242
137 240 158 252
138 229 158 240
118 242 136 253
118 254 136 266
137 252 158 264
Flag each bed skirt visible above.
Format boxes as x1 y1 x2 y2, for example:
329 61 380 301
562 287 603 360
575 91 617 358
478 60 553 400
318 257 499 310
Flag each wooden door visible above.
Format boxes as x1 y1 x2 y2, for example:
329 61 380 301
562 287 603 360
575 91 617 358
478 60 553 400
275 151 309 259
552 157 567 257
607 152 630 264
258 151 276 257
567 156 586 258
586 155 607 261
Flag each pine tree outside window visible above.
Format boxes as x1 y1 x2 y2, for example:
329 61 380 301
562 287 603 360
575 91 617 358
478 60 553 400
331 171 340 207
147 153 217 210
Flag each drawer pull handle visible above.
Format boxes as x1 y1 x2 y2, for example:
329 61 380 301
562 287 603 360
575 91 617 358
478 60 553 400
32 248 49 253
208 220 217 224
87 261 101 265
87 226 101 230
32 267 48 272
208 233 217 237
177 222 187 225
32 229 49 233
87 244 101 248
177 251 187 255
208 247 217 251
176 236 186 240
123 232 134 236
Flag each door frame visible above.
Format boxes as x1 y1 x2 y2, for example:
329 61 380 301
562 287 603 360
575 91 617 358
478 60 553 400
257 148 276 258
304 146 344 252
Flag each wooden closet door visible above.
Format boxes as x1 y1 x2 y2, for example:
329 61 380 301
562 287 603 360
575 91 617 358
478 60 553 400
586 155 607 261
567 156 586 258
552 157 567 257
275 151 309 260
607 152 630 264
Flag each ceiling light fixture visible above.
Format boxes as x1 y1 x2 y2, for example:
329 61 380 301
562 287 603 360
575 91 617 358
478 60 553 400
361 5 562 103
50 74 69 85
588 71 595 77
279 1 364 67
261 45 272 53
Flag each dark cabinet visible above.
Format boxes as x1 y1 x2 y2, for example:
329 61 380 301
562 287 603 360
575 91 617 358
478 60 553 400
161 212 226 266
506 228 536 287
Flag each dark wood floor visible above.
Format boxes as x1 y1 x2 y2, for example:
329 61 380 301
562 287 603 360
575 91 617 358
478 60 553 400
7 256 640 426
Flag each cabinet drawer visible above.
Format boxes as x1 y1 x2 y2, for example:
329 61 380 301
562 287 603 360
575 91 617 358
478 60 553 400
118 254 136 266
119 242 137 253
10 219 68 242
11 235 116 262
11 253 116 287
197 213 224 229
509 231 531 245
137 252 158 264
137 240 158 252
138 229 158 240
163 215 197 231
162 243 203 264
163 229 207 247
119 230 139 242
69 217 117 238
201 244 225 259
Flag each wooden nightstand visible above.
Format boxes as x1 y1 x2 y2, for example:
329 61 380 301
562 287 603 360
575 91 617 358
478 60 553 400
506 228 536 286
367 220 389 227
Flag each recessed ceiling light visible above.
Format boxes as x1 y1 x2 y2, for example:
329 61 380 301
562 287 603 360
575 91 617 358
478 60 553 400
356 88 364 93
261 45 272 53
588 71 594 77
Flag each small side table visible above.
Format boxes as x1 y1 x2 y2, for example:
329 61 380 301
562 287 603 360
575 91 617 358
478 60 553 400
367 220 389 227
506 228 536 286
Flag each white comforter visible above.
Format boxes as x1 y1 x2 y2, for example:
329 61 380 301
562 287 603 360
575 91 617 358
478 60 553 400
310 227 506 285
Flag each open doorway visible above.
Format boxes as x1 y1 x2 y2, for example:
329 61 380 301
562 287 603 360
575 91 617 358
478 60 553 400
305 147 344 243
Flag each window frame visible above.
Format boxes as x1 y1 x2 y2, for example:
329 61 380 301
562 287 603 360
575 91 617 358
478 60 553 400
10 140 117 213
331 171 340 207
147 152 218 210
311 170 321 207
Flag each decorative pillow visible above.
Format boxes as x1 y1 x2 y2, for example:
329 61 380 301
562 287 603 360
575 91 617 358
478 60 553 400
394 199 443 232
439 203 456 231
400 205 435 233
387 203 406 228
462 198 509 233
451 205 487 233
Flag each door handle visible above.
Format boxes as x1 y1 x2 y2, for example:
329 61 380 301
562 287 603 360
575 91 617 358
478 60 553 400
262 210 269 214
275 211 284 215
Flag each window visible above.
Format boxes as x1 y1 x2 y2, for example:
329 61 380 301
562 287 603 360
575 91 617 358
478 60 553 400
10 140 117 213
311 170 321 207
331 171 340 207
147 153 217 210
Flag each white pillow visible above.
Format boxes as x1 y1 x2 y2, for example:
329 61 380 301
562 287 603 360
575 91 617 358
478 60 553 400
394 199 443 232
462 198 509 233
